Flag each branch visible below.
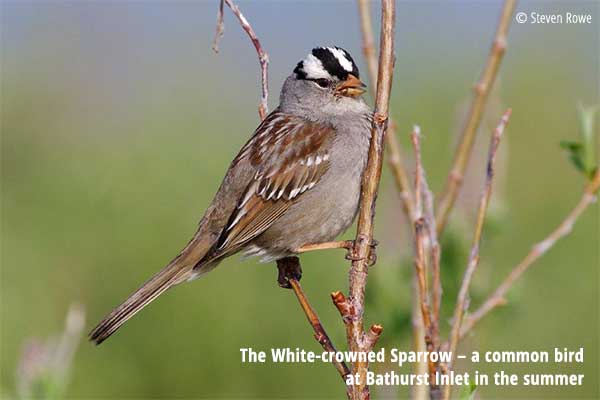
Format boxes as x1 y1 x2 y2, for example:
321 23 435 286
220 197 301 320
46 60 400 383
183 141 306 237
340 1 395 398
289 281 350 380
411 126 442 399
443 109 511 400
276 257 350 388
411 282 429 400
436 0 516 235
414 218 436 385
212 0 269 120
358 0 415 220
423 180 442 345
460 169 600 338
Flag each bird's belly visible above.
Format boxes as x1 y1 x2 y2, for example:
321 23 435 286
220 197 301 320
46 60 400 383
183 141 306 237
250 154 364 261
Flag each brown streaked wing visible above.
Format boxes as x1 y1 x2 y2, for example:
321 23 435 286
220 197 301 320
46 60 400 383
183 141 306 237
214 111 335 254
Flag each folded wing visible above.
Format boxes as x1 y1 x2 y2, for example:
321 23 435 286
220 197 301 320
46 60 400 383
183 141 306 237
206 111 335 259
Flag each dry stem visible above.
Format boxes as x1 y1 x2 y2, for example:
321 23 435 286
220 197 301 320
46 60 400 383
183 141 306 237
358 0 415 220
442 110 511 400
411 126 442 399
411 281 429 400
339 1 395 398
423 184 442 344
460 169 600 338
436 0 516 235
275 257 350 387
414 219 437 388
212 0 269 120
289 278 351 380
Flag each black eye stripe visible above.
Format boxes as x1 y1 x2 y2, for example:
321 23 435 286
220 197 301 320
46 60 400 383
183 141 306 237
310 78 329 88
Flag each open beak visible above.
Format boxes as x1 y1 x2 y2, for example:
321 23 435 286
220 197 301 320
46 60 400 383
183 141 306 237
336 74 367 98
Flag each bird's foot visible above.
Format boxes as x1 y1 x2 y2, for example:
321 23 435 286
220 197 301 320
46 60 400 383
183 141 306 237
276 256 302 289
344 238 379 266
295 238 379 266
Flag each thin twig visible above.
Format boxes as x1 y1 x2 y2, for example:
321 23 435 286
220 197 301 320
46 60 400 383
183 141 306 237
443 109 511 400
414 219 437 389
413 126 424 218
276 257 350 389
411 127 440 399
289 278 351 380
411 281 429 400
358 0 415 220
460 169 600 338
436 0 516 235
420 135 443 399
212 0 269 120
212 0 225 52
423 182 442 346
339 1 395 398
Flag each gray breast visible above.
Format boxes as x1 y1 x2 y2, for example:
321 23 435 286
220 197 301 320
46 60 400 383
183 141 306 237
250 113 372 260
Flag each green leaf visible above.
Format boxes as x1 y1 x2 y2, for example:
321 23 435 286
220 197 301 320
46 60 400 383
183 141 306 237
561 104 598 179
559 140 586 174
458 380 477 400
577 103 598 176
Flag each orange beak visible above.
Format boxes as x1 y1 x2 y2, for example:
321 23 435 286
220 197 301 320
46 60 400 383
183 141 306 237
336 74 367 97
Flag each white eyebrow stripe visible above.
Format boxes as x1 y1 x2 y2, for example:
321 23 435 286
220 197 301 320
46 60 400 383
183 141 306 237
302 54 332 79
327 47 353 72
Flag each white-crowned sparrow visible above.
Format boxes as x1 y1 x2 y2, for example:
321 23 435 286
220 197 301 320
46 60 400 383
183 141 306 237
90 46 372 344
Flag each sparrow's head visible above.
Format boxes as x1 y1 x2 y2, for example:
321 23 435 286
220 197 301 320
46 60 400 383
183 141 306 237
280 47 367 115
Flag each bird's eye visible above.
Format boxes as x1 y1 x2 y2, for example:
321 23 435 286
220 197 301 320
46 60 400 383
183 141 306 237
313 79 329 88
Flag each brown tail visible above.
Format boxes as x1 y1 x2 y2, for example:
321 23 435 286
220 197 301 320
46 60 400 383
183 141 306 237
89 232 216 344
89 259 187 344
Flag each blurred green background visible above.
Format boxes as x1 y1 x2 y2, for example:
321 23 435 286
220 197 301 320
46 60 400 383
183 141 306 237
1 0 598 398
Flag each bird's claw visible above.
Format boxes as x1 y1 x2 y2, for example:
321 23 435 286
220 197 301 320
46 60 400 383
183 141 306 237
344 238 379 266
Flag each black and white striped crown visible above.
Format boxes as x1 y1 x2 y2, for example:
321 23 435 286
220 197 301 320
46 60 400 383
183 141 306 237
294 47 360 81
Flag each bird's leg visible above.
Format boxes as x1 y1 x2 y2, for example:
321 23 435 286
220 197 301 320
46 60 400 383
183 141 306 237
295 239 379 266
276 256 303 289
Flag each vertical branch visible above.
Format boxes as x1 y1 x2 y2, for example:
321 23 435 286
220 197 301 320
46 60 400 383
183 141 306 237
436 0 516 235
420 133 443 397
411 127 441 399
414 218 436 384
358 0 415 220
460 169 600 338
212 0 270 120
339 1 395 399
357 0 378 87
442 110 512 400
423 184 442 342
411 284 429 400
